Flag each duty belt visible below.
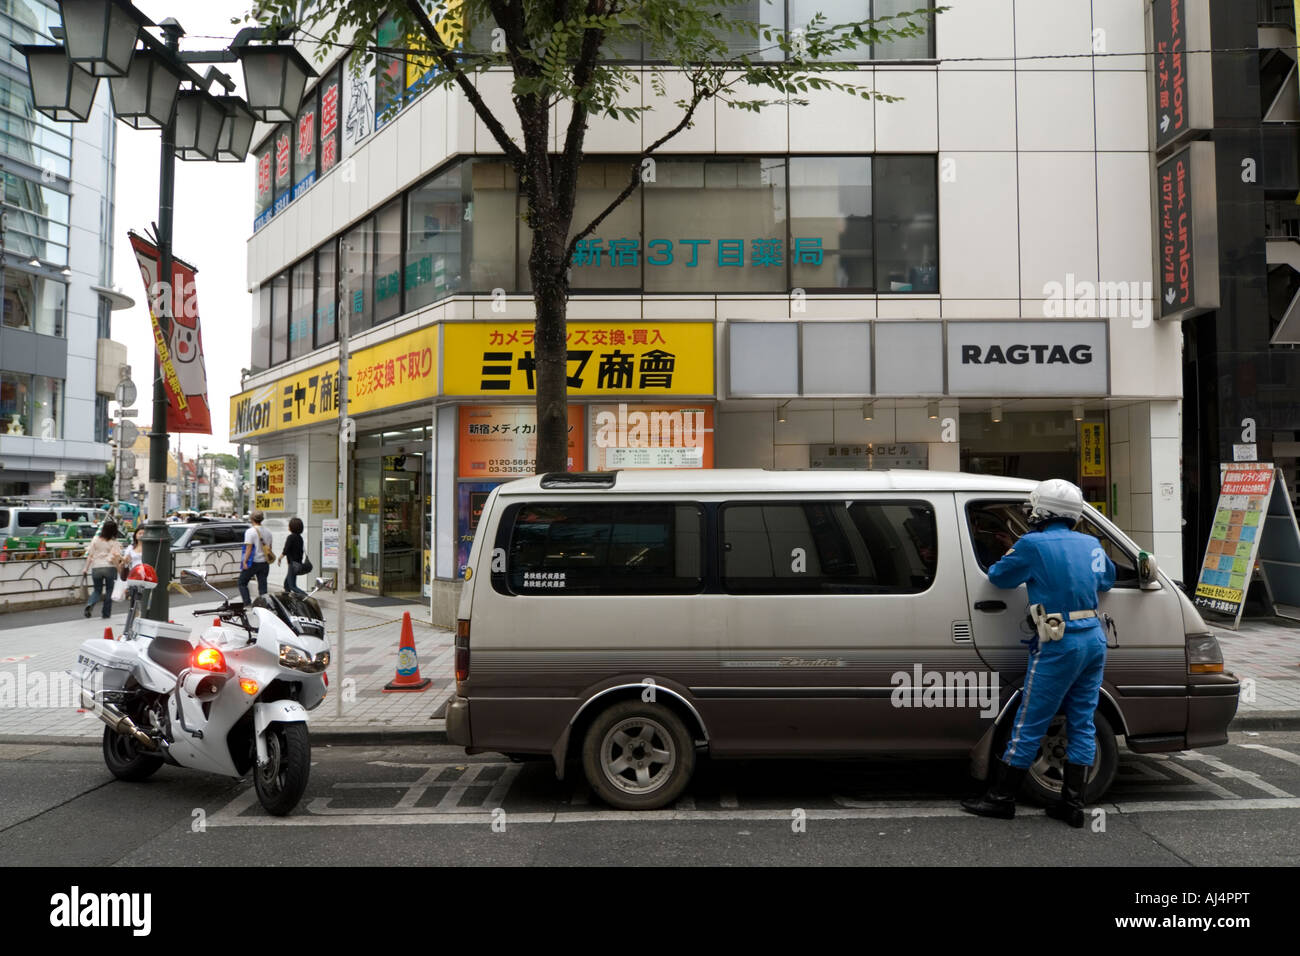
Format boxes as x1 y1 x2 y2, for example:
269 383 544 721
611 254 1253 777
1028 604 1098 642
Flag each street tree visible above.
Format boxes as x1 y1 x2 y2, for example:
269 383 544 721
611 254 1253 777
248 0 938 471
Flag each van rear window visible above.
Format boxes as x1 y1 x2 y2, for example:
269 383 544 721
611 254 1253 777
503 502 703 595
18 510 56 528
721 500 937 594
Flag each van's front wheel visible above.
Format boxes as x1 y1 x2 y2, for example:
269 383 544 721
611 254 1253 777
582 701 695 810
1022 711 1118 806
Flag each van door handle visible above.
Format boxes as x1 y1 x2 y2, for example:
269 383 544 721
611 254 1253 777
974 600 1006 612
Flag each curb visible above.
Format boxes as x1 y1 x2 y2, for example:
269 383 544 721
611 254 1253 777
1229 712 1300 732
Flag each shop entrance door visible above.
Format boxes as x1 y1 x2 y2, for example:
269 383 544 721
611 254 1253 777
382 453 424 599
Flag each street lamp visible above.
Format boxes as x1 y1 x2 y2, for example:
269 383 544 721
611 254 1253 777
174 90 225 161
16 45 98 121
235 43 315 122
21 0 308 620
58 0 149 76
108 47 184 129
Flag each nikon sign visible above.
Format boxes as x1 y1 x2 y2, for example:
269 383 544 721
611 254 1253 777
945 322 1108 396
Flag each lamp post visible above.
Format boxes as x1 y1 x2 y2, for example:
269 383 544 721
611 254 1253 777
22 1 313 620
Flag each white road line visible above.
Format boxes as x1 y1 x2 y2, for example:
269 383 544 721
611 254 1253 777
1239 743 1300 769
1157 758 1238 799
1174 751 1293 798
203 797 1300 827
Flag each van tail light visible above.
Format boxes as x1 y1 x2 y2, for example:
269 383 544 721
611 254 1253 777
1187 633 1224 675
455 619 471 684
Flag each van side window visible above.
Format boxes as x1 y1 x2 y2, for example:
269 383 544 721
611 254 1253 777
503 502 703 595
720 500 937 594
965 501 1138 586
18 510 56 528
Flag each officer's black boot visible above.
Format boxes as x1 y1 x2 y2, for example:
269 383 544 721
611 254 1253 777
1045 762 1088 828
960 758 1028 819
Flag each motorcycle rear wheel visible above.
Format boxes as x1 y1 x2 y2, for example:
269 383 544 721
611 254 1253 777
253 722 311 816
102 727 163 781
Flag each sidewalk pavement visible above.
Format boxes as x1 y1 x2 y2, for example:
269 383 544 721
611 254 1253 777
0 590 453 743
1 594 1297 743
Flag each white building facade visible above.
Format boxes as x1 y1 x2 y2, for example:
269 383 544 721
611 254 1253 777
235 0 1180 623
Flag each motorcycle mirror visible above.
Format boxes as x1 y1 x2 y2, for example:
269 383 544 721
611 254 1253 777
314 577 334 590
181 568 207 580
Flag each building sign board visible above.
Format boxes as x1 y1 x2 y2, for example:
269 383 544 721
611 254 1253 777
1152 0 1214 155
1157 142 1220 320
945 322 1108 396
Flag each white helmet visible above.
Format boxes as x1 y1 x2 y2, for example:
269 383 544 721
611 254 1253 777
1028 478 1084 528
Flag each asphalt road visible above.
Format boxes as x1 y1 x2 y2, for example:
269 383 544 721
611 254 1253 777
3 733 1299 867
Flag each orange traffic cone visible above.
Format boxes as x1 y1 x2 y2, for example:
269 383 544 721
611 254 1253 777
383 612 431 692
103 626 114 641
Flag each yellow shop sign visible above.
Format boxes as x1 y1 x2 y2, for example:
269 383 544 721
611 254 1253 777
229 326 439 441
442 321 714 397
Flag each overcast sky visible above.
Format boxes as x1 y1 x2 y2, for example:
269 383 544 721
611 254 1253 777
110 1 258 459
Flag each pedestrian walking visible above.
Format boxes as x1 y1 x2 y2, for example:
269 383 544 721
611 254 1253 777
279 516 309 596
82 520 124 619
238 510 274 605
960 478 1116 827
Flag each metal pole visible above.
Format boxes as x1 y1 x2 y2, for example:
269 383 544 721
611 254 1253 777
335 274 350 716
140 19 182 621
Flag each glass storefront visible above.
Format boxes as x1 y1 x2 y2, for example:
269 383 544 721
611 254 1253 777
348 426 432 598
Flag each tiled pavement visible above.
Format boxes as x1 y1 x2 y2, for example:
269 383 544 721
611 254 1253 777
0 591 452 740
1 596 1298 740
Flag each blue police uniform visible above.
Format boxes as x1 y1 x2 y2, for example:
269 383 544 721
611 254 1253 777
988 519 1116 768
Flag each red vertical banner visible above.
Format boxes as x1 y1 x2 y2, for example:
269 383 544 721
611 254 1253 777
129 231 212 435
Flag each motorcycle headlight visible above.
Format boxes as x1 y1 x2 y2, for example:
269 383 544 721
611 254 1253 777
279 643 311 670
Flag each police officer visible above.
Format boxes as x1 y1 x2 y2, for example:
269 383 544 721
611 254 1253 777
961 478 1116 827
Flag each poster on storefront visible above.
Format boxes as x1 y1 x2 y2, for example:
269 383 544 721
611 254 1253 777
253 456 294 512
456 481 497 576
130 231 212 435
341 49 375 159
1080 422 1106 477
443 322 714 397
588 403 714 470
1193 464 1276 628
321 518 340 570
457 405 585 478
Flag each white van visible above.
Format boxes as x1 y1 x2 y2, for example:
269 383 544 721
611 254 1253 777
0 505 107 540
446 470 1239 810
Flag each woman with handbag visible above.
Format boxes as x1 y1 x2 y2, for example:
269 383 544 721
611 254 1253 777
82 520 124 619
279 516 310 596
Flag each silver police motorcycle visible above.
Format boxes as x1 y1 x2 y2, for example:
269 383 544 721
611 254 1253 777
70 566 331 815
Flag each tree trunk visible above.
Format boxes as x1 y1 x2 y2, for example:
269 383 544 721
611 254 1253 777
530 234 572 475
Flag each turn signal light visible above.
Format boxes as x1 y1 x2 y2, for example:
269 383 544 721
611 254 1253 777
239 678 259 695
1189 662 1224 674
193 646 226 672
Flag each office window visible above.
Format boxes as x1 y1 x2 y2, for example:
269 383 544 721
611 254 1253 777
872 0 934 59
875 155 937 292
789 157 873 291
292 94 317 198
406 164 463 310
2 268 65 335
568 161 642 292
375 13 405 128
340 217 373 333
469 160 518 292
318 66 342 176
643 158 787 293
0 371 31 435
289 258 313 359
721 500 937 593
272 125 292 208
253 139 273 226
788 1 932 60
270 271 289 365
32 375 61 439
315 242 337 346
373 197 403 326
251 283 271 371
503 502 704 595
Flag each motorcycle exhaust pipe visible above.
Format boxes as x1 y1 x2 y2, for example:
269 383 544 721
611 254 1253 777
80 690 158 751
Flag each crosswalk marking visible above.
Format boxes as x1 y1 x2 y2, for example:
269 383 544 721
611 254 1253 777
1174 750 1293 798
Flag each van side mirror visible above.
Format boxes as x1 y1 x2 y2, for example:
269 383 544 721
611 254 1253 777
1137 551 1159 589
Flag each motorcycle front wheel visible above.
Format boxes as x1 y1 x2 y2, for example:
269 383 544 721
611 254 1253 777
253 722 311 816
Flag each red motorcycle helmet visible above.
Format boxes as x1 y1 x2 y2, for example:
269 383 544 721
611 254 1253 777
128 563 158 589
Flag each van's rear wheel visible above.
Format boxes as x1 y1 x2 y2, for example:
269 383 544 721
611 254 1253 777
1018 711 1118 805
582 701 695 810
